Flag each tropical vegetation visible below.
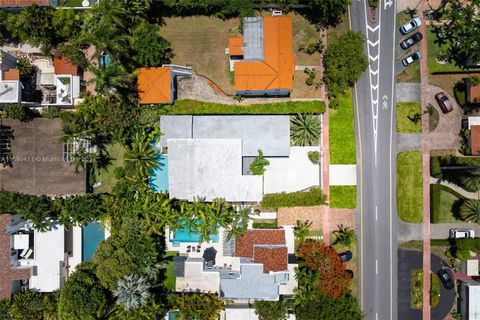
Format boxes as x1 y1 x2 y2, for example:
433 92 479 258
460 199 480 223
169 292 226 320
254 299 290 320
290 114 321 146
250 149 270 175
261 188 325 210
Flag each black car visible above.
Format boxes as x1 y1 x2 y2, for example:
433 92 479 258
438 268 454 290
400 32 423 50
338 251 352 263
402 51 422 67
346 269 354 279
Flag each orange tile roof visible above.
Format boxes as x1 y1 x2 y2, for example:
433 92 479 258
234 16 295 91
3 69 19 81
0 0 50 6
229 37 244 56
253 246 288 273
137 67 172 104
470 84 480 104
471 125 480 155
236 229 285 258
53 56 78 76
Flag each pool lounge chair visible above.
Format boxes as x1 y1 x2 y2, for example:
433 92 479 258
186 245 191 253
20 248 32 259
196 245 201 253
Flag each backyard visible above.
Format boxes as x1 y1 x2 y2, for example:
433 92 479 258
160 16 240 94
430 184 464 223
397 151 423 223
396 102 422 133
291 12 322 66
329 186 356 209
163 251 179 291
94 143 125 193
329 91 356 164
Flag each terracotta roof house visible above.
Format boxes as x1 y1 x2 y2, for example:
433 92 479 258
468 117 480 155
465 77 480 107
229 15 295 97
0 0 53 8
0 50 21 104
137 64 192 105
167 226 297 302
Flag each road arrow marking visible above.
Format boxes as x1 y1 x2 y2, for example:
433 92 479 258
384 0 393 10
368 40 379 47
369 55 379 62
371 84 378 90
370 69 378 76
367 25 380 32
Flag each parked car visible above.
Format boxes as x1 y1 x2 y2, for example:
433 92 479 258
402 51 421 67
346 269 354 279
400 32 423 50
435 92 453 114
449 228 475 239
400 17 422 35
338 251 352 263
438 268 454 290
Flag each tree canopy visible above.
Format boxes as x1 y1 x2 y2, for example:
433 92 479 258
254 299 290 320
169 292 226 320
323 31 368 108
434 0 480 68
295 292 363 320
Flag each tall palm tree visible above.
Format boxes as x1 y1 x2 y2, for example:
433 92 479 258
88 63 134 98
460 199 480 223
294 220 312 246
113 274 151 310
459 167 480 192
226 206 250 241
290 114 321 146
123 130 159 183
333 225 355 247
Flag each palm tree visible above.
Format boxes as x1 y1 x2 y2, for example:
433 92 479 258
226 206 251 241
459 167 480 192
460 199 480 223
249 150 270 175
88 63 134 97
123 130 160 183
290 114 321 146
333 225 355 247
113 274 151 310
294 220 312 246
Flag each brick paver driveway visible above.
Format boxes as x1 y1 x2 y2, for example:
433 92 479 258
425 84 462 151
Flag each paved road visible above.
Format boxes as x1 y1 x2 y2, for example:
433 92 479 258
350 1 398 319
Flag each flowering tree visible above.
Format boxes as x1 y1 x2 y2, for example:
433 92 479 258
297 240 350 298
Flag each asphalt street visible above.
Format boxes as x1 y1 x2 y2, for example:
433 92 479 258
350 1 398 319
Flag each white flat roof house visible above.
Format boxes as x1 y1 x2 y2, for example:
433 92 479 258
0 50 21 104
460 280 480 320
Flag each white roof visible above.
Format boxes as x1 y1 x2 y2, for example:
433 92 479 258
225 308 259 320
467 259 480 276
168 139 263 202
0 80 20 103
29 225 65 292
469 117 480 129
468 284 480 319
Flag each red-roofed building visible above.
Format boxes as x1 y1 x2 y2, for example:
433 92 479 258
53 56 78 76
236 229 288 273
0 0 51 7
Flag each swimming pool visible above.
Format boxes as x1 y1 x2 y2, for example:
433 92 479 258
82 222 105 262
149 155 169 192
170 224 219 243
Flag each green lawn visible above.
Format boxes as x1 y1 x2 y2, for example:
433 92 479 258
163 251 178 291
411 270 441 309
430 184 464 223
94 143 125 193
329 186 357 209
329 91 356 164
396 102 422 133
427 26 463 74
397 151 423 223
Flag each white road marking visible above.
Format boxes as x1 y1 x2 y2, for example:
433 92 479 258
376 313 379 320
369 54 379 61
368 39 379 47
371 84 378 90
384 0 393 10
368 25 380 32
375 206 378 221
370 69 379 76
376 259 378 274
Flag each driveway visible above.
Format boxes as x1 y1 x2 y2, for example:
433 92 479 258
424 84 462 151
398 249 456 320
430 222 480 239
396 83 421 102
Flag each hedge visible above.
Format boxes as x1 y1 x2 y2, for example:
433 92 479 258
163 99 326 115
261 188 325 210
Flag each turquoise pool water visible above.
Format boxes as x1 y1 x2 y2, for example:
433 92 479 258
149 155 169 192
170 224 219 243
168 312 178 320
82 222 105 262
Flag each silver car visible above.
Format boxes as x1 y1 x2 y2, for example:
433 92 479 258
449 228 475 239
400 17 422 35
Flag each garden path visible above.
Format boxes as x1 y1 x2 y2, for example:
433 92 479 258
430 177 480 200
397 133 422 152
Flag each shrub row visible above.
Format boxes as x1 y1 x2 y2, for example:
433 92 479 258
431 155 480 178
261 188 325 210
164 99 326 115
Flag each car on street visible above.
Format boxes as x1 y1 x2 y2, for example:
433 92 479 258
449 228 475 239
346 269 354 279
435 92 454 114
400 32 423 50
338 250 352 263
402 51 421 67
438 268 454 290
400 17 422 35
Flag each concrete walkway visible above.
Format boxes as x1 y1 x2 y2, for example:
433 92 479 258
430 177 480 199
398 219 423 242
329 165 357 186
431 223 480 239
295 65 321 71
396 83 421 102
419 2 432 318
397 133 422 152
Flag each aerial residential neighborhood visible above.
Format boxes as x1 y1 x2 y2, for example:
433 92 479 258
0 0 479 320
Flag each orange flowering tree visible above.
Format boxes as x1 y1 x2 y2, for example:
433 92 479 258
297 239 351 298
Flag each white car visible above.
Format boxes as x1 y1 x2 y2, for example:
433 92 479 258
449 228 475 239
400 17 422 35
